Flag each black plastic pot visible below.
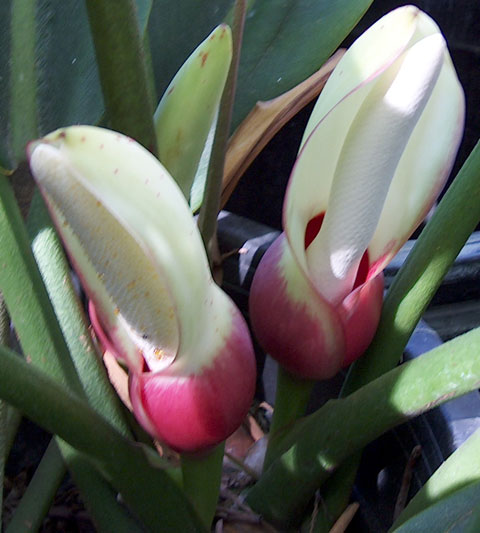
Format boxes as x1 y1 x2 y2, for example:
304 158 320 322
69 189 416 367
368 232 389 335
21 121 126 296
217 211 480 532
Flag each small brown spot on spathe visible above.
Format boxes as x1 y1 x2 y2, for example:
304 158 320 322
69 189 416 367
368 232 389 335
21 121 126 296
100 144 104 150
96 200 101 207
114 168 119 175
145 178 150 185
199 51 209 67
114 307 120 315
167 85 175 95
154 348 165 360
81 136 86 142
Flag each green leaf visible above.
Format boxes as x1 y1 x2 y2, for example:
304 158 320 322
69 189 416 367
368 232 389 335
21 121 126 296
390 480 480 533
392 429 480 529
85 0 157 151
232 0 374 130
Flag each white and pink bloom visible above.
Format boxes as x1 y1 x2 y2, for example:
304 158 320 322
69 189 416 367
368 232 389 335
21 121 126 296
249 6 465 380
28 126 256 453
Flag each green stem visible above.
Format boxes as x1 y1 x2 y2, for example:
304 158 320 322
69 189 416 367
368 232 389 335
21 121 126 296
263 366 314 471
9 0 38 164
198 0 246 259
181 443 225 529
0 343 204 532
85 0 157 152
312 140 480 531
0 175 82 391
247 327 480 527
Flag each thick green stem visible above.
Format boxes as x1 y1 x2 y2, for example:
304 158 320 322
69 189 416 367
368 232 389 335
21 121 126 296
198 0 246 260
181 443 225 529
311 140 480 531
9 0 38 164
85 0 157 152
263 366 314 471
247 327 480 526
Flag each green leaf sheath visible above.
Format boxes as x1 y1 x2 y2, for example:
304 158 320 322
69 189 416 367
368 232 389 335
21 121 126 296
247 327 480 527
85 0 157 152
9 0 38 164
198 0 246 256
392 429 480 529
154 24 232 202
0 343 205 532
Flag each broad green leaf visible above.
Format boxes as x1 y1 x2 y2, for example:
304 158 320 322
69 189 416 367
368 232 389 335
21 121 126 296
154 24 232 201
391 480 480 533
232 0 374 130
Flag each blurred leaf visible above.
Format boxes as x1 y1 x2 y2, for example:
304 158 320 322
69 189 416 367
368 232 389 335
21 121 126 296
0 0 152 168
390 480 480 533
232 0 374 130
155 24 232 201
